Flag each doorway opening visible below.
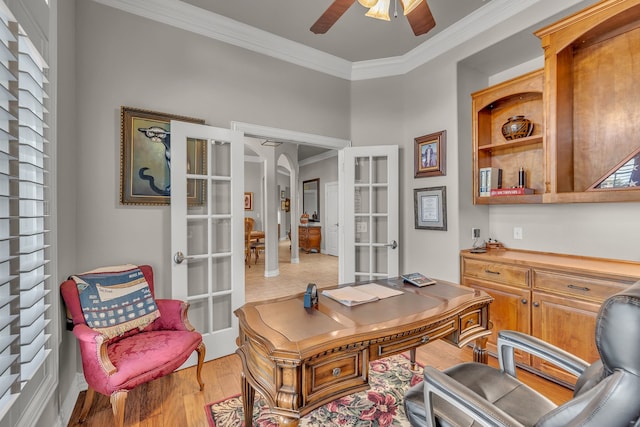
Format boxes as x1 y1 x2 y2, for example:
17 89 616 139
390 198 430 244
235 121 349 299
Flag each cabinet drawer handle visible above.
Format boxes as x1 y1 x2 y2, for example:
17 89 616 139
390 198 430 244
521 298 528 305
421 336 430 344
466 319 475 325
567 284 590 292
533 302 540 307
332 368 341 377
484 269 501 275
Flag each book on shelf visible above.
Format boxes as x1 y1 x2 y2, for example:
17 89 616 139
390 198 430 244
479 167 502 197
490 187 534 196
322 283 403 307
401 273 436 287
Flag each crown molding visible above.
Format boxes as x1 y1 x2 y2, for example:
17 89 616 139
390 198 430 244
92 0 353 79
93 0 590 81
299 149 338 167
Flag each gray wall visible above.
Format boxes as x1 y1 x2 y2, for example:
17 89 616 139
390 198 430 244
53 0 640 425
70 0 350 288
56 0 349 423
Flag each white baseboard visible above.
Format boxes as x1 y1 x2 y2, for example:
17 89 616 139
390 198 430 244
59 373 87 426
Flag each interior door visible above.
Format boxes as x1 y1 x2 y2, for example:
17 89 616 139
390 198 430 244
339 145 399 284
325 181 339 256
170 120 244 363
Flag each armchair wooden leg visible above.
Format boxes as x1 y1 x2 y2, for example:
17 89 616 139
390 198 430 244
196 342 206 391
110 390 128 427
79 386 95 422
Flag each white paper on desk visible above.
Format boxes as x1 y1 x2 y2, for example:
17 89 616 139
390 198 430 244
322 283 402 306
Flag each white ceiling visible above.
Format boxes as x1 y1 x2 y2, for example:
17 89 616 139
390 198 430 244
180 0 492 62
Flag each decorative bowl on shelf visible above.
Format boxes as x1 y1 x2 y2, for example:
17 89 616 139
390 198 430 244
501 115 534 140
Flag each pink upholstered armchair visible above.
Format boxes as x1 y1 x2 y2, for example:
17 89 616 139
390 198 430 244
60 264 206 427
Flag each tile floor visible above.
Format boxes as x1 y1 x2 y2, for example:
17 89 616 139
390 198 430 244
245 240 338 302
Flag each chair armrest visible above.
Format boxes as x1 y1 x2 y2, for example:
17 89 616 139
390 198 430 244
72 324 117 375
151 299 195 332
423 366 525 427
498 330 589 378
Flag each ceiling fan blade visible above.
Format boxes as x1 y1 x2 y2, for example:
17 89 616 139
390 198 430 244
310 0 356 34
405 1 436 36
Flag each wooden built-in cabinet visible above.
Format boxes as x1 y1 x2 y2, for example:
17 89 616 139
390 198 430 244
472 0 640 204
461 248 640 385
536 0 640 203
471 69 544 205
299 225 321 253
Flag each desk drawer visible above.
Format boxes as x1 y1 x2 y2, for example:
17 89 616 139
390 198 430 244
374 319 457 358
304 350 367 405
463 258 530 288
533 270 627 302
460 310 481 335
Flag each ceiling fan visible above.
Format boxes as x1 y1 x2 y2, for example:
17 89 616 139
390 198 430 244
311 0 436 36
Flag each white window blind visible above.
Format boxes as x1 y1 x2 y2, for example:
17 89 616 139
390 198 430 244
0 1 50 418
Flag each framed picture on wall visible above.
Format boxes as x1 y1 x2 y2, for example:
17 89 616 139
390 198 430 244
414 186 447 231
120 106 206 205
414 130 446 178
244 192 253 210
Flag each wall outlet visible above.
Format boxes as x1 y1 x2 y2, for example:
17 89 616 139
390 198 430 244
471 228 480 239
513 226 523 240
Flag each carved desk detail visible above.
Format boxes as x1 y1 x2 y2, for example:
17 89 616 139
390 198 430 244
235 278 493 427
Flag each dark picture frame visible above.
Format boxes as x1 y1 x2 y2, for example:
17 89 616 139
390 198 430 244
120 106 206 206
414 186 447 231
244 192 253 211
414 130 446 178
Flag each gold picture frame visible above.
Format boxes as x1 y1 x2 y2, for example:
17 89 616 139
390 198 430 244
120 106 206 205
244 192 253 211
414 130 446 178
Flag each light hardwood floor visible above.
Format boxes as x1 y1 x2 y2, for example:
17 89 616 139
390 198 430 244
67 242 572 426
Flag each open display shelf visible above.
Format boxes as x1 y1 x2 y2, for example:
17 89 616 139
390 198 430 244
472 69 544 205
472 0 640 205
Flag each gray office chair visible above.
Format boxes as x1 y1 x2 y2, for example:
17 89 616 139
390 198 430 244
404 280 640 427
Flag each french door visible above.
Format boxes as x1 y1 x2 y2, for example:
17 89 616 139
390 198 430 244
170 120 245 363
339 145 399 284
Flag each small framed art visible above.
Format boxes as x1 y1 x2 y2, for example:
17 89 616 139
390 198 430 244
414 186 447 231
414 130 446 178
244 192 253 210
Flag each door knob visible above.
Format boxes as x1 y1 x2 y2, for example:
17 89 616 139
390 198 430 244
385 240 398 249
174 251 196 264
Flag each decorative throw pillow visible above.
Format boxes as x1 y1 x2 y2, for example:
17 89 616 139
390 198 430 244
71 264 160 339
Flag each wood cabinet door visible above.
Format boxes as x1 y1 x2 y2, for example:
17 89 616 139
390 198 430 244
531 291 600 385
464 278 531 366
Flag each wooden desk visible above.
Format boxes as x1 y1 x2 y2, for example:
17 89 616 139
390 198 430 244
235 278 492 426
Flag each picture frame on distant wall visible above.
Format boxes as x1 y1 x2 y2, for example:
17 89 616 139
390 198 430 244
120 106 206 206
244 192 253 211
414 186 447 231
414 130 446 178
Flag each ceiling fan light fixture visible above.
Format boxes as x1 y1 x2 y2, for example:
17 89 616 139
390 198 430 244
400 0 422 15
357 0 378 8
365 0 390 21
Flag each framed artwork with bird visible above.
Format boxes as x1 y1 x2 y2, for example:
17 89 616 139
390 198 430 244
120 106 206 205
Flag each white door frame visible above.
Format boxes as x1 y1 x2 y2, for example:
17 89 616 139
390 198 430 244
231 122 350 274
325 181 339 256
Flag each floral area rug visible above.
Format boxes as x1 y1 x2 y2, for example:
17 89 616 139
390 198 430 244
205 354 423 427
